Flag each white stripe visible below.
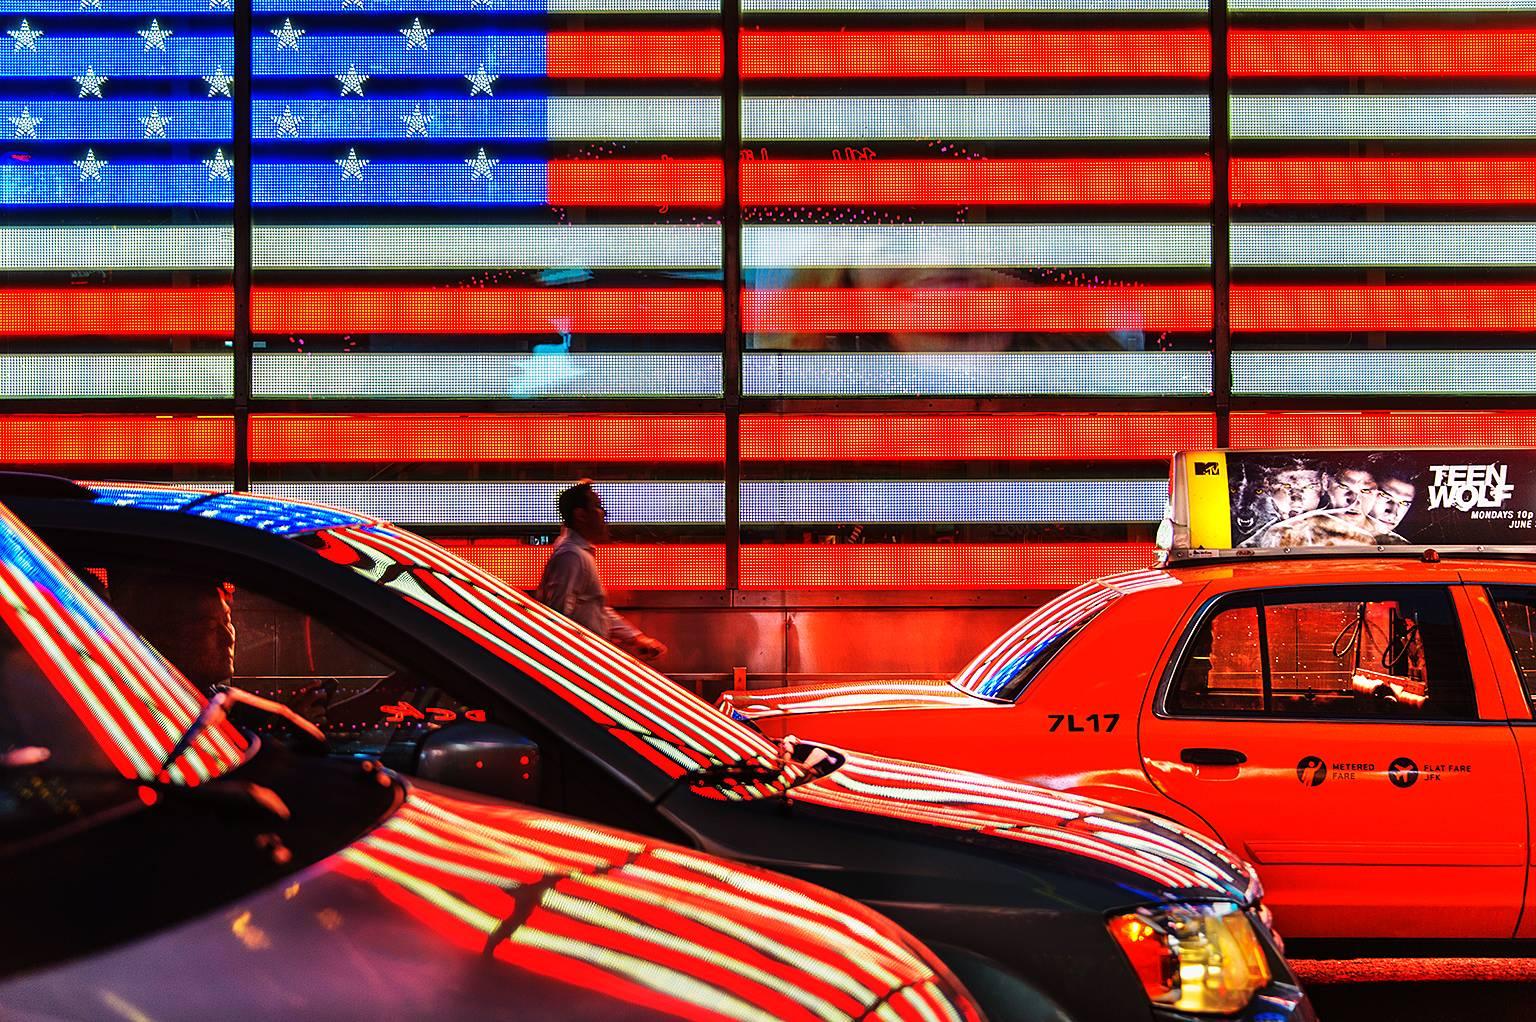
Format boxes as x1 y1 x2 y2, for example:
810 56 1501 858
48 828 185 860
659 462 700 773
551 0 717 8
0 226 231 272
1233 350 1536 396
0 354 232 399
745 224 1209 268
256 225 719 270
744 351 1212 398
548 97 719 140
253 480 723 525
744 96 1208 141
253 353 723 399
747 0 1201 9
1232 223 1536 267
742 480 1164 524
1234 0 1536 9
1233 95 1536 139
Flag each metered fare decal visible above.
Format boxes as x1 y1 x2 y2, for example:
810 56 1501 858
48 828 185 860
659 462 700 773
1295 755 1470 788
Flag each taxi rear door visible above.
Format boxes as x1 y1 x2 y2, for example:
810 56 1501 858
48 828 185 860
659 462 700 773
1138 582 1525 941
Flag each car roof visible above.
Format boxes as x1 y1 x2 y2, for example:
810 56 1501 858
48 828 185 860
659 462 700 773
1162 554 1536 588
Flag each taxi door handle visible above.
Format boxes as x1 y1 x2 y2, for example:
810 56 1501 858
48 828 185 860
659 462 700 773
1181 747 1247 766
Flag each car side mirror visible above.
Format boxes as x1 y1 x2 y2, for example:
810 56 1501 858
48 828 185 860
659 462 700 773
414 722 541 805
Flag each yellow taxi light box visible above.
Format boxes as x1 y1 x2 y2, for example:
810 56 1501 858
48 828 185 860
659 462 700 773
1161 449 1536 560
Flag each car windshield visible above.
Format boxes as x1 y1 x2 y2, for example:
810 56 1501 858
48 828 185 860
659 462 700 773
295 524 792 791
0 506 248 845
953 569 1181 701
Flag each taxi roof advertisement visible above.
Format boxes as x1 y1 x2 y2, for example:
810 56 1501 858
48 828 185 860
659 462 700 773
1172 449 1536 556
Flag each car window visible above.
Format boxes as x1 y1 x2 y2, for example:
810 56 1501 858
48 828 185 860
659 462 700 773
1168 586 1476 721
1487 588 1536 711
81 562 476 764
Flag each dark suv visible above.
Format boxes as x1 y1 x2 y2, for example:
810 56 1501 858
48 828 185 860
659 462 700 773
4 477 1315 1022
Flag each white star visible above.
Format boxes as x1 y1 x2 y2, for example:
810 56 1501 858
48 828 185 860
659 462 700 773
400 102 432 137
465 63 497 97
335 64 368 96
335 146 368 180
270 104 302 137
74 66 108 98
74 148 107 182
207 0 231 9
138 18 172 51
8 19 43 51
138 105 171 138
470 0 490 7
80 0 102 10
399 16 432 50
204 65 233 97
203 147 233 181
465 146 499 181
341 0 364 8
9 106 41 139
270 17 303 50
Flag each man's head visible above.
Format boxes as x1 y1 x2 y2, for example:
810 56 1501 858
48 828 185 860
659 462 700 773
110 572 236 691
1368 469 1416 535
557 479 610 544
1326 466 1378 515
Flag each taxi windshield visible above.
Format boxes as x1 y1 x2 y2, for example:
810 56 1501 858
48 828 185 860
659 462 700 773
953 570 1180 701
0 507 248 846
296 525 790 790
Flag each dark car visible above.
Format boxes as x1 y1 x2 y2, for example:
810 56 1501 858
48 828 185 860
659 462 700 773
2 476 1315 1022
0 499 982 1022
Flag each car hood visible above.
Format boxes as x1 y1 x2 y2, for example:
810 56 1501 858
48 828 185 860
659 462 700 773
0 780 977 1022
790 748 1259 905
722 679 990 721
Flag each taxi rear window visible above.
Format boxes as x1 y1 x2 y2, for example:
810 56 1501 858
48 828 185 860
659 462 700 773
1167 585 1476 721
1487 588 1536 711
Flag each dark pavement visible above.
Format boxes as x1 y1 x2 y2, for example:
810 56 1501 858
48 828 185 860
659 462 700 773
1296 959 1536 1021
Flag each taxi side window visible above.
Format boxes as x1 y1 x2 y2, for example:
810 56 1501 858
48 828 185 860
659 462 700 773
1488 588 1536 707
1169 587 1475 720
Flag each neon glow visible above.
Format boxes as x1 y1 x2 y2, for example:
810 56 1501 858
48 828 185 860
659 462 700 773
738 544 1159 589
250 414 725 464
1232 95 1536 138
1231 285 1536 331
1232 157 1536 205
0 354 233 399
0 416 233 465
741 158 1210 206
740 30 1209 77
1231 223 1536 266
253 481 726 525
744 286 1211 333
1232 351 1536 396
1230 28 1536 76
1231 411 1536 450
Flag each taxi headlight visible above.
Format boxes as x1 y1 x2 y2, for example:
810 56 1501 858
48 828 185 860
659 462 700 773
1107 901 1271 1014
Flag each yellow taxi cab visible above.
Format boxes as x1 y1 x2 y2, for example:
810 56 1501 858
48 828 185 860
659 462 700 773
723 449 1536 949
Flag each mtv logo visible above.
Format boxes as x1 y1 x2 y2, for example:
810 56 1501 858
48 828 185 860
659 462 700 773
1194 462 1221 476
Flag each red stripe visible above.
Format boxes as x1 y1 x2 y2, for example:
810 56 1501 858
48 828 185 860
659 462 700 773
1231 410 1536 449
740 544 1156 589
0 287 230 336
745 286 1211 334
1231 28 1536 77
740 413 1214 461
548 159 722 206
437 541 726 590
1234 157 1536 205
546 31 721 78
1233 284 1536 332
742 158 1210 206
251 287 721 334
0 416 233 466
742 29 1210 77
250 414 724 464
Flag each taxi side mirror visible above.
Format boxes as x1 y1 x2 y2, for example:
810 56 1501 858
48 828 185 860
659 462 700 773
415 722 541 805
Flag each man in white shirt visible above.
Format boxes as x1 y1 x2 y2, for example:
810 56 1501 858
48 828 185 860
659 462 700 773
536 480 667 662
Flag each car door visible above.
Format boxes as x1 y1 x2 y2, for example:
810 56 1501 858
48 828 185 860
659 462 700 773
1139 583 1526 941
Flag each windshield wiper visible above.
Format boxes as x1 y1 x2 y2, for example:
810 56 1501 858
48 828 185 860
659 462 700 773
161 685 327 775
